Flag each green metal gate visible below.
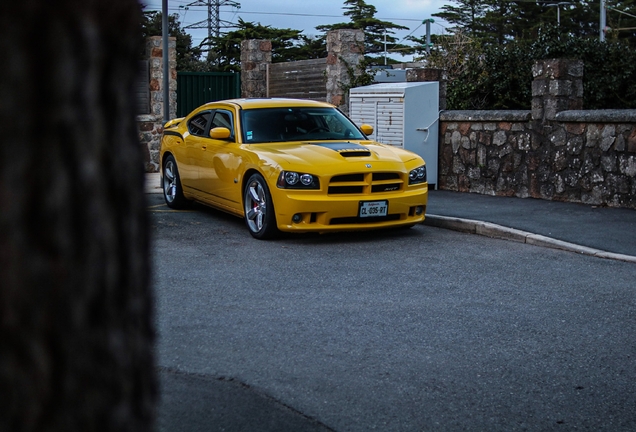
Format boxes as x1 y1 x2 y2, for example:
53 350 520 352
176 72 241 117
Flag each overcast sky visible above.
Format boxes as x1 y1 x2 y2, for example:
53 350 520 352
142 0 451 59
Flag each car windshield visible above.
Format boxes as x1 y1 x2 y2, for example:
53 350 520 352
240 107 366 143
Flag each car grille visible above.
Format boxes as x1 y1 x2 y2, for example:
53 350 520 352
329 214 401 225
328 172 403 195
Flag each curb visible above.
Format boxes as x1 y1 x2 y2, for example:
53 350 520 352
145 173 162 194
424 214 636 264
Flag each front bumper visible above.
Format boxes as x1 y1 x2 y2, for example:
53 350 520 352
271 185 428 233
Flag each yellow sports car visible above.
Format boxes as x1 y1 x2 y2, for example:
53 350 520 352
160 98 428 239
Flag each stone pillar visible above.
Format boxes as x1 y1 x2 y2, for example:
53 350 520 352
137 36 176 172
146 36 177 120
325 29 365 113
406 68 448 110
531 59 583 122
240 40 272 98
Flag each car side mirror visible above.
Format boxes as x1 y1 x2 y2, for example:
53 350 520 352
360 124 374 136
210 127 232 140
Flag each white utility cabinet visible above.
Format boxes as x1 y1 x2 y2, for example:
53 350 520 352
349 82 439 187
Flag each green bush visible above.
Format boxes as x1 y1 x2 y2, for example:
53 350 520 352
443 27 636 110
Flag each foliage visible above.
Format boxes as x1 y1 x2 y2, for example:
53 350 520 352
433 0 485 36
210 18 327 72
316 0 412 63
428 25 636 110
338 56 376 98
434 0 636 46
605 0 636 42
425 31 487 109
529 26 636 109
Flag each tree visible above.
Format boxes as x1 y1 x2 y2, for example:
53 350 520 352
605 0 636 42
288 35 329 61
210 18 325 72
433 0 632 45
141 11 207 71
435 0 543 45
316 0 411 63
426 24 636 110
433 0 486 36
0 0 155 430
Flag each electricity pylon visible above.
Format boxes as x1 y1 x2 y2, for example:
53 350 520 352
183 0 240 62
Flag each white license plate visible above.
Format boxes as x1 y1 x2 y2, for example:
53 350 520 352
359 200 388 218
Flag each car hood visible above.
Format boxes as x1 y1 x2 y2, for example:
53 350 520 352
249 140 420 170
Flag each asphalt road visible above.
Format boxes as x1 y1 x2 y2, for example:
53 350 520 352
149 194 636 431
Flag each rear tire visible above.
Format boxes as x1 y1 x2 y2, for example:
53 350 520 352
243 173 279 240
163 155 188 209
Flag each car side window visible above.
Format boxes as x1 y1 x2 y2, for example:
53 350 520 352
188 111 211 137
211 110 233 137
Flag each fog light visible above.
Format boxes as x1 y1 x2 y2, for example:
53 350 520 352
292 213 302 223
415 206 423 215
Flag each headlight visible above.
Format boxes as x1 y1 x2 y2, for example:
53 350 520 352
409 165 427 184
300 174 314 186
285 171 299 185
277 171 320 189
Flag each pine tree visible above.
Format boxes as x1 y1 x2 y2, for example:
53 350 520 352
210 18 320 72
316 0 411 62
433 0 486 36
433 0 635 45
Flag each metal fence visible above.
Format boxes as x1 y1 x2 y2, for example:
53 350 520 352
176 71 241 117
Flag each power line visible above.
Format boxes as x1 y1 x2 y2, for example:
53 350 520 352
607 6 636 20
143 6 427 24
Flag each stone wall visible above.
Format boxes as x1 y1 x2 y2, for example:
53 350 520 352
440 111 533 195
137 117 165 172
439 59 636 209
137 36 177 172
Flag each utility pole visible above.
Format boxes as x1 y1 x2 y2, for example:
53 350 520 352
600 0 607 41
162 0 169 122
184 0 240 63
423 19 434 55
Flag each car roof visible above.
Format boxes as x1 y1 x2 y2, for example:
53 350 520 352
201 98 336 110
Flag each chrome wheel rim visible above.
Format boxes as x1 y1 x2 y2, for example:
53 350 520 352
245 180 267 233
164 160 177 203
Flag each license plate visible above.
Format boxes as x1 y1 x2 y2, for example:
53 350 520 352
359 200 388 218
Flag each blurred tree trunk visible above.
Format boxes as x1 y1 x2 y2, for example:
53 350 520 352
0 1 155 430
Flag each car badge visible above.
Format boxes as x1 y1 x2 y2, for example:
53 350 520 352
366 164 372 168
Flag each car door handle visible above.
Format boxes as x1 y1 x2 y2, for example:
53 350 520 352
201 145 207 150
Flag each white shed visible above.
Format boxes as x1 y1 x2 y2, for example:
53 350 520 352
349 82 439 187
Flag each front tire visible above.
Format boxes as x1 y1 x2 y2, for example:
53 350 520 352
163 155 188 209
243 173 279 240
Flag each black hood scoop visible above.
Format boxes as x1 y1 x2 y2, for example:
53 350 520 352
312 142 371 157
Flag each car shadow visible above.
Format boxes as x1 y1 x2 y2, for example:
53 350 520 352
150 194 427 245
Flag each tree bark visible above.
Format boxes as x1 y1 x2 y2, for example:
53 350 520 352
0 1 155 430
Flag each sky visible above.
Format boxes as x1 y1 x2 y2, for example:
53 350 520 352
141 0 452 60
